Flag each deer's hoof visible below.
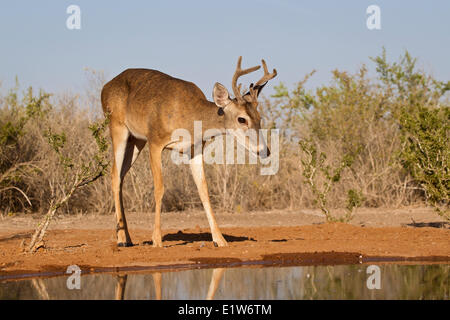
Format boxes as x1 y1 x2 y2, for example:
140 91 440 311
213 240 228 247
117 242 133 247
152 241 162 248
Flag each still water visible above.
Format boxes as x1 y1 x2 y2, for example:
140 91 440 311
1 264 448 300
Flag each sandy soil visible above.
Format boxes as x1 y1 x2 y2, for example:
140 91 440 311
0 207 449 278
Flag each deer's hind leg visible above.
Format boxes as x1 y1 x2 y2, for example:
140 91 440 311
111 124 146 247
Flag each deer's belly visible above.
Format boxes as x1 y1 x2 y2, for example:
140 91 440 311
125 119 148 141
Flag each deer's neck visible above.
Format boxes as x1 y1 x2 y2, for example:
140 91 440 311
198 100 226 135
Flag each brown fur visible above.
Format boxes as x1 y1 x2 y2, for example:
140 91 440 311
101 58 276 247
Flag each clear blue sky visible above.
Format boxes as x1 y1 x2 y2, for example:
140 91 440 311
0 0 449 98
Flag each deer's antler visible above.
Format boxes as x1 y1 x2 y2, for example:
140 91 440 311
232 56 260 104
248 59 277 104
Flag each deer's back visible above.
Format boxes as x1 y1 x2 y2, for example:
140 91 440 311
101 68 207 112
101 68 210 142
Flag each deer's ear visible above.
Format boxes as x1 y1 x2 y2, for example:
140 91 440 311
212 82 231 108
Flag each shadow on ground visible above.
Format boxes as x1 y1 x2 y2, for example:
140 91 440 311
0 232 32 243
406 221 449 229
141 231 256 246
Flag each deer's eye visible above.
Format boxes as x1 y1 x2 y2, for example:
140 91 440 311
237 117 247 124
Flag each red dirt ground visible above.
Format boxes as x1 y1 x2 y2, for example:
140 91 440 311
0 208 449 278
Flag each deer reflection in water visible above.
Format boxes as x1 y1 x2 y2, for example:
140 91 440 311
114 268 225 300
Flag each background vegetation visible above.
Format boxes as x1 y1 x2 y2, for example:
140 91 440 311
0 50 448 219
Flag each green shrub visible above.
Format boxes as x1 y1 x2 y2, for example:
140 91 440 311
398 105 449 219
0 85 51 211
273 48 449 219
299 139 362 222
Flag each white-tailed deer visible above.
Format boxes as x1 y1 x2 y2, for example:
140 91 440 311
101 56 277 247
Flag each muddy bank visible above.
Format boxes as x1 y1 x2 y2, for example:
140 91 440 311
1 220 449 278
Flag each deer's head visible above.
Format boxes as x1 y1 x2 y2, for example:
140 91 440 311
212 56 277 158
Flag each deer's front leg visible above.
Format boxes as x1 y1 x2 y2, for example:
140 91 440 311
149 146 164 247
189 153 228 247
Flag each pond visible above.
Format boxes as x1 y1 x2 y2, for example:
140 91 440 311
0 264 448 300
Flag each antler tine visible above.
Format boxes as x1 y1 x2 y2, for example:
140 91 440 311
232 56 260 104
248 83 258 104
254 59 277 88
